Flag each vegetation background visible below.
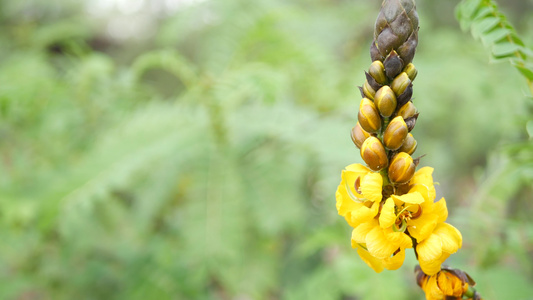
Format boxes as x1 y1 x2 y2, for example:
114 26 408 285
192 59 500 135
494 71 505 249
0 0 532 299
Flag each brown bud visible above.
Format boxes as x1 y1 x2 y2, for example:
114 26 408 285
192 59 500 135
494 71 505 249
383 116 408 150
369 61 387 85
405 113 419 132
403 63 418 81
399 133 417 155
363 80 376 100
390 72 411 96
383 51 404 80
374 86 397 118
365 72 383 92
350 122 371 149
396 83 413 108
361 136 389 171
397 101 417 119
388 152 416 184
358 98 382 133
370 40 383 62
397 31 418 65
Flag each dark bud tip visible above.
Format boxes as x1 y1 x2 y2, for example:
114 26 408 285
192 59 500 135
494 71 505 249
370 40 384 62
384 51 404 80
358 86 365 98
405 112 419 132
396 83 413 107
397 31 418 64
365 71 383 91
413 154 426 167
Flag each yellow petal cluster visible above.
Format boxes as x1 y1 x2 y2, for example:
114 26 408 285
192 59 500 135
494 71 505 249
416 266 479 300
336 165 462 275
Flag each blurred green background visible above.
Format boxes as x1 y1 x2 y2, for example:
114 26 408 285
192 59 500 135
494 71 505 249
0 0 532 299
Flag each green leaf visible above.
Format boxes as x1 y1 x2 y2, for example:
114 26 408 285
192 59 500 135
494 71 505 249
491 42 521 58
461 0 483 20
472 6 493 20
481 28 510 45
511 61 533 81
471 16 500 36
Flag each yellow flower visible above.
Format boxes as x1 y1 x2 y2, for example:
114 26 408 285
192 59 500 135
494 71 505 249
416 266 479 300
416 223 462 275
335 164 383 228
409 167 436 202
407 197 448 242
351 219 412 272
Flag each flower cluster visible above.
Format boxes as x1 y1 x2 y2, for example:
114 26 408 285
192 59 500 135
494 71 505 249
336 164 461 275
335 0 462 277
416 266 483 300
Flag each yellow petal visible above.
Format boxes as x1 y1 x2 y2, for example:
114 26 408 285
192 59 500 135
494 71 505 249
392 191 425 204
416 233 443 262
408 214 438 242
351 201 380 226
382 248 406 270
434 223 462 253
419 254 446 276
412 167 434 183
346 163 371 173
425 273 444 299
379 198 396 228
351 221 376 244
409 184 436 203
335 188 361 217
360 172 383 203
356 246 384 273
433 197 448 223
366 226 397 259
386 231 413 249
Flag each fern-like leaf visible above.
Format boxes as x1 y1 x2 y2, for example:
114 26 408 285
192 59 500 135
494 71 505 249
456 0 533 88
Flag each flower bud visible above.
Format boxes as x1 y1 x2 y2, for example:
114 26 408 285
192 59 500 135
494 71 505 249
399 133 417 155
369 61 387 85
403 63 418 81
363 80 376 100
383 50 404 80
390 72 411 96
388 152 415 184
383 116 408 150
350 122 370 149
397 101 417 119
374 86 397 118
361 137 389 171
358 98 381 133
405 114 419 132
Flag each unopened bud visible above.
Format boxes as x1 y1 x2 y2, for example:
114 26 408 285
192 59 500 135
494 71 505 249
363 80 376 100
397 101 417 119
361 137 389 171
358 98 381 133
405 113 419 132
388 152 416 184
369 61 387 85
374 86 397 118
350 122 370 149
390 72 411 96
383 116 408 150
383 51 404 80
399 133 417 155
403 63 418 81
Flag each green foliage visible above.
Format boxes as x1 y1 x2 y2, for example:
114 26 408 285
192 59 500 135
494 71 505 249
0 0 531 299
456 0 533 85
455 1 533 298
